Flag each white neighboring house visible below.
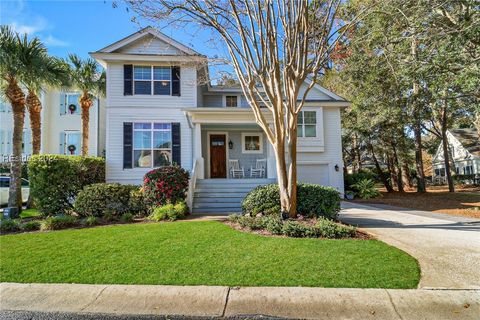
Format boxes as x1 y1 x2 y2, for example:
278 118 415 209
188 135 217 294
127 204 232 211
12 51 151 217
90 26 350 214
0 90 105 162
432 128 480 184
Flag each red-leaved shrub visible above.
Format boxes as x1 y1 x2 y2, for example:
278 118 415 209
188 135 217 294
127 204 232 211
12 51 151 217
143 166 189 207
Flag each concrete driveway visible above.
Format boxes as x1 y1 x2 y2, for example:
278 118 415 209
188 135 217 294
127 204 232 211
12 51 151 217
340 202 480 289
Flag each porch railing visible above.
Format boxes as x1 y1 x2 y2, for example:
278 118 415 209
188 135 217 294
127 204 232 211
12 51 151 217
187 158 204 210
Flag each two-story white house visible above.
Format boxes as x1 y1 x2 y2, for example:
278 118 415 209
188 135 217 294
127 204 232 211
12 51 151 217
91 27 349 213
0 91 105 162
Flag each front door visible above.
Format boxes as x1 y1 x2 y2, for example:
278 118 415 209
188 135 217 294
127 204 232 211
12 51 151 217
210 134 226 178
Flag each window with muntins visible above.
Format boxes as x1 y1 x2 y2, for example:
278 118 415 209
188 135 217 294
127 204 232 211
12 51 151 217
62 93 80 115
133 66 172 95
225 95 238 107
133 122 172 168
297 111 317 137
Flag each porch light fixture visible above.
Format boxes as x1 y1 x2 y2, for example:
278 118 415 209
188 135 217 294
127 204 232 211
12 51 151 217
229 140 233 149
335 164 339 172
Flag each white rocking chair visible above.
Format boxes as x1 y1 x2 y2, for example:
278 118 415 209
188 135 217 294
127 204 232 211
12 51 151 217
229 159 245 178
250 158 266 178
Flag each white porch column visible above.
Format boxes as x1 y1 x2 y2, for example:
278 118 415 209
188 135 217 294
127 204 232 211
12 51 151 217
193 122 204 179
267 137 277 179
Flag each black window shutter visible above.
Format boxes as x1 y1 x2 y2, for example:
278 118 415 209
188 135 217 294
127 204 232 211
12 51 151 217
124 65 133 96
171 66 181 96
123 122 133 169
171 123 181 166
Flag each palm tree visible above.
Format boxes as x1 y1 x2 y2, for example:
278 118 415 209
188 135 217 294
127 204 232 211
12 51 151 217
21 39 68 154
67 54 105 156
0 26 44 210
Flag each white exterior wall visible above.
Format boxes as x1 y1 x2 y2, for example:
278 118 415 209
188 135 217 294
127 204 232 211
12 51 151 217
297 107 344 194
104 62 197 184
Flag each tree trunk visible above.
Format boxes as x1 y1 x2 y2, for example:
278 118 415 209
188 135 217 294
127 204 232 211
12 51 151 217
6 81 26 211
26 90 42 154
411 33 426 193
368 142 393 192
391 140 404 192
402 163 413 189
273 140 292 219
287 124 298 218
440 101 455 192
80 93 92 156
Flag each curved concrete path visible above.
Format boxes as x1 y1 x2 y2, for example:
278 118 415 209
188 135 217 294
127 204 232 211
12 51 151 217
340 202 480 289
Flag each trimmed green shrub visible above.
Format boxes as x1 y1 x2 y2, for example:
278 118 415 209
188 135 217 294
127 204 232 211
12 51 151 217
262 216 283 235
236 215 265 230
344 170 378 192
128 188 148 216
120 212 134 223
149 202 189 222
143 166 189 207
83 216 99 226
74 183 145 217
21 220 41 231
281 221 309 237
28 155 105 216
315 218 356 238
0 219 21 232
40 215 78 231
242 183 341 219
351 179 381 199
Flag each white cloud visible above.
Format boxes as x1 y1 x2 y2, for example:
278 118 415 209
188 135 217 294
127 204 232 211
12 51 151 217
43 35 69 47
8 16 48 35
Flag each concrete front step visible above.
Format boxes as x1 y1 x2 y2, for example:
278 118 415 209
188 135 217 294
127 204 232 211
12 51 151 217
194 197 243 204
196 178 275 185
193 202 242 209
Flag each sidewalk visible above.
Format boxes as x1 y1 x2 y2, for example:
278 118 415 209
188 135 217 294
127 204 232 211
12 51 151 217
1 283 479 319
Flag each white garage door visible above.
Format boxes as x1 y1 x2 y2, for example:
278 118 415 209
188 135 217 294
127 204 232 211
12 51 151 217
297 164 329 186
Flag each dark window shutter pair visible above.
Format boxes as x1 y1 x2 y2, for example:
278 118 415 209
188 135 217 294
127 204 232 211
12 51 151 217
171 66 181 96
124 65 133 96
123 122 181 169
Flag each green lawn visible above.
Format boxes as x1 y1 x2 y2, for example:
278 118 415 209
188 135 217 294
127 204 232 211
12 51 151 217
19 208 41 219
0 221 420 288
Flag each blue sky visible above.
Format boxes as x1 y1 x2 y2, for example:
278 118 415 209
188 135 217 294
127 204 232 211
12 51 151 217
0 0 232 79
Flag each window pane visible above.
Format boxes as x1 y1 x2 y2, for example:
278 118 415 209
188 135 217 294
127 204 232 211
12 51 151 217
134 131 151 149
134 81 151 95
297 112 303 124
305 125 316 137
153 131 172 149
134 123 151 130
304 111 316 124
226 96 237 107
134 66 151 80
154 81 170 95
297 125 303 137
153 67 170 80
245 136 260 151
134 150 152 168
154 150 171 167
65 132 81 155
154 123 171 130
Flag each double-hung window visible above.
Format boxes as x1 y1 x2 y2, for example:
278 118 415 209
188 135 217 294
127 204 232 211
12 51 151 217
62 93 80 115
297 111 317 137
153 67 171 95
64 131 81 155
134 66 152 95
133 122 172 168
133 66 172 95
225 95 238 107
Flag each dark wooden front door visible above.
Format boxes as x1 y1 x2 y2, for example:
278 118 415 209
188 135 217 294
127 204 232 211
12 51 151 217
210 134 226 178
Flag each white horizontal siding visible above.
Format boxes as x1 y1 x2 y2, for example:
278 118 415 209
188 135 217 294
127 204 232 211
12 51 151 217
105 107 192 185
117 35 183 55
297 107 344 194
107 62 197 108
299 82 332 100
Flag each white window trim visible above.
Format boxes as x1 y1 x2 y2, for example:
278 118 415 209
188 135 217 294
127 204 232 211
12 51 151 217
297 110 318 139
241 132 263 154
63 92 80 116
223 94 240 108
64 130 81 155
133 65 172 96
132 121 172 168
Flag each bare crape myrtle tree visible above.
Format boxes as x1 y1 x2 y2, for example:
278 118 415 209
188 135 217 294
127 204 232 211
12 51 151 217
128 0 359 218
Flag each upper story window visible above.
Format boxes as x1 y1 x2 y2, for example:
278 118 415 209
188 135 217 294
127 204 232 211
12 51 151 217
133 122 172 168
61 93 80 115
297 111 317 137
134 66 172 95
225 95 238 107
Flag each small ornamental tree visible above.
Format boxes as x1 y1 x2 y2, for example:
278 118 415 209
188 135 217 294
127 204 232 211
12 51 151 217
143 166 189 207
